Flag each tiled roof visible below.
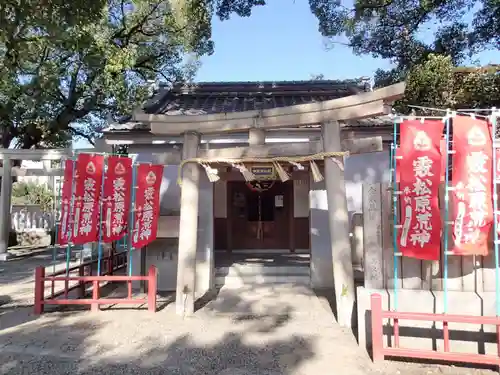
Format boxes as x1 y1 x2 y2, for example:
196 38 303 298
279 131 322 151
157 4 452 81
142 79 371 116
105 79 393 132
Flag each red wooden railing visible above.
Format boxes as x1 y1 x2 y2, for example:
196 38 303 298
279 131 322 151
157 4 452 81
371 293 500 366
34 252 157 314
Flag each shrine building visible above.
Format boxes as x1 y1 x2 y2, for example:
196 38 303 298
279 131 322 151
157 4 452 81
102 79 405 318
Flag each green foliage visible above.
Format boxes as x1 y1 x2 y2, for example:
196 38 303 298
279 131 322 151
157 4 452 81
12 181 54 212
0 0 266 150
391 54 500 114
307 0 499 111
310 0 499 67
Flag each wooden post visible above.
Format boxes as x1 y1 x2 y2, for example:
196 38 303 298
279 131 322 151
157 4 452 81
0 157 12 261
91 280 100 312
34 266 45 315
148 265 157 312
175 131 201 316
370 294 385 362
322 121 355 328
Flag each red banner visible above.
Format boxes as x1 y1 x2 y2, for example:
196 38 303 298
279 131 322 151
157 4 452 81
71 153 105 245
101 156 132 243
395 120 447 182
451 116 493 255
57 159 75 245
397 120 443 260
131 164 163 248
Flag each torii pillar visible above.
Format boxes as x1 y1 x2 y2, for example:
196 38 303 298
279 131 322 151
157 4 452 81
322 120 355 328
175 131 201 316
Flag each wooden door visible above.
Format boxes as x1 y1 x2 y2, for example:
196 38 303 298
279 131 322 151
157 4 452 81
228 180 291 250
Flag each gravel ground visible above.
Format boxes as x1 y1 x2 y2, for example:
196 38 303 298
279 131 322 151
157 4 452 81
0 257 498 375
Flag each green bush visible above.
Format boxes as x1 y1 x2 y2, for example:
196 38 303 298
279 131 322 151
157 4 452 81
12 181 54 212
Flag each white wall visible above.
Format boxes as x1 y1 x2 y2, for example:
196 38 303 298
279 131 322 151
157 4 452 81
344 151 390 217
309 151 390 288
131 152 181 213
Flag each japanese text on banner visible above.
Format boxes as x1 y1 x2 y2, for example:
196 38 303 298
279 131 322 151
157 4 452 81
71 154 105 245
57 159 74 246
102 156 132 243
398 120 443 260
396 122 447 183
132 164 163 249
452 116 493 255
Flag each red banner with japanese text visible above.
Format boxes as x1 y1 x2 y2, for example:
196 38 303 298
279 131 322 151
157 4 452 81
57 159 75 245
101 156 132 243
71 153 105 245
395 120 447 183
451 116 493 255
131 164 163 248
397 120 443 260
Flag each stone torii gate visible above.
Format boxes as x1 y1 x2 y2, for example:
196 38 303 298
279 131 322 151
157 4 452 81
133 82 406 328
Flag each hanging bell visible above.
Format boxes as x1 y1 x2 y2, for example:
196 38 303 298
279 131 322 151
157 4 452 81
310 160 324 182
273 161 290 182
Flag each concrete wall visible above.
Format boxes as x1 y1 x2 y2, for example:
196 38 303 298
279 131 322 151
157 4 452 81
344 151 390 216
309 151 390 288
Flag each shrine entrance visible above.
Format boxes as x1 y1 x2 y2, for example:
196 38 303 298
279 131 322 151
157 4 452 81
227 180 292 251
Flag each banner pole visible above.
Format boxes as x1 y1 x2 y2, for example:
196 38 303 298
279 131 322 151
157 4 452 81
442 110 452 314
391 119 399 311
66 153 78 276
128 163 138 276
96 155 107 276
491 108 499 316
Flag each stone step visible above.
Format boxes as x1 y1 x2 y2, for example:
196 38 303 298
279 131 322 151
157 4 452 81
216 264 310 277
215 274 310 288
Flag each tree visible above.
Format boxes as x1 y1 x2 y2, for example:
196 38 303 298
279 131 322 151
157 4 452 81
310 0 499 68
308 0 499 112
395 54 499 114
0 0 266 149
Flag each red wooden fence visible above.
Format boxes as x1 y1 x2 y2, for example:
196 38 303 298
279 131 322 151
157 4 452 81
34 252 157 314
371 293 500 366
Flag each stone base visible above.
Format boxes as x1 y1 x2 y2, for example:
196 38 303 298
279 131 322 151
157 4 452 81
357 286 500 356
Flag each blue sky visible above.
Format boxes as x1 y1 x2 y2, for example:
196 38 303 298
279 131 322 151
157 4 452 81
75 0 499 148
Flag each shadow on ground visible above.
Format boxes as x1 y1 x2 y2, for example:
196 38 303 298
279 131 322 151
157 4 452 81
0 287 318 375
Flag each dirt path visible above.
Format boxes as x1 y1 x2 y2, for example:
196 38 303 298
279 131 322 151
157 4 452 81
0 258 496 374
